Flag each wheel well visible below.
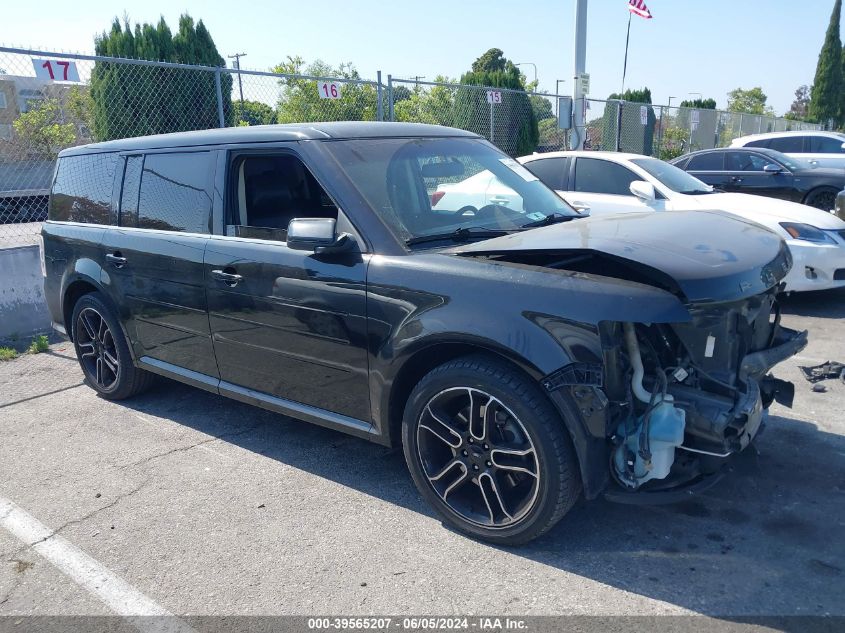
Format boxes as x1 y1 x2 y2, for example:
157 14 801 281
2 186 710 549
62 280 98 341
387 343 537 446
804 186 838 203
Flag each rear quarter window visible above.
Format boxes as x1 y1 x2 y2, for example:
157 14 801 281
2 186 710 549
49 152 119 224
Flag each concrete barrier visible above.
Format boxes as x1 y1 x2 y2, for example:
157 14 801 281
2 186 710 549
0 243 51 340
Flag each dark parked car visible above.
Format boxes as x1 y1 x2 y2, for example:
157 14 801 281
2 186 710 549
671 147 844 211
43 123 806 545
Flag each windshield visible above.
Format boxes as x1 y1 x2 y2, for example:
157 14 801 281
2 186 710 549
631 157 714 194
322 137 577 245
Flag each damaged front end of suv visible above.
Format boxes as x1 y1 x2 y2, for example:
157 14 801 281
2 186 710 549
453 211 808 501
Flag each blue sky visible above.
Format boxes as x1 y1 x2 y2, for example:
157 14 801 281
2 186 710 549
3 0 840 114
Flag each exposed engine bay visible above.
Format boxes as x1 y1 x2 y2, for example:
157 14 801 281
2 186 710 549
600 290 807 493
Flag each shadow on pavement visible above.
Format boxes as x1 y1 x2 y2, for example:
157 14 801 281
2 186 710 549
118 377 845 619
779 286 845 319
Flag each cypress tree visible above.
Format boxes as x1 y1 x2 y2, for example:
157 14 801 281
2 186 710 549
90 14 232 141
810 0 842 127
452 49 538 156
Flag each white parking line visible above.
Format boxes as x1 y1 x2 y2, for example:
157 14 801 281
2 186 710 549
0 496 197 633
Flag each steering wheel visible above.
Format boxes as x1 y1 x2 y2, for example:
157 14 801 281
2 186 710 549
452 204 505 218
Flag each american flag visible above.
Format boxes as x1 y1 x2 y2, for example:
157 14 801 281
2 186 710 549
628 0 653 19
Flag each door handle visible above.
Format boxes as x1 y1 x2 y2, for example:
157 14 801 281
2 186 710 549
211 269 243 287
105 253 127 268
730 176 743 183
489 196 510 204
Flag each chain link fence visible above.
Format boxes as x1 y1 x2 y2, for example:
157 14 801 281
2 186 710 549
0 47 385 246
0 45 824 246
388 78 569 157
585 98 821 160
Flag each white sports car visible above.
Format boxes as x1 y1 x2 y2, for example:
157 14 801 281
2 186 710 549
514 151 845 293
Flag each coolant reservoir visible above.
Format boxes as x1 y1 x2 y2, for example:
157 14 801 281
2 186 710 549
614 401 686 487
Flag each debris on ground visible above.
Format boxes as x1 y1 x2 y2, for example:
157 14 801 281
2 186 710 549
800 361 845 384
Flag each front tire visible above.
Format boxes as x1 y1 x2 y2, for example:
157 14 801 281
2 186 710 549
71 292 154 400
402 355 581 545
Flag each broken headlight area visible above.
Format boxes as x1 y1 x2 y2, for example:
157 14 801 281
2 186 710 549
599 289 807 493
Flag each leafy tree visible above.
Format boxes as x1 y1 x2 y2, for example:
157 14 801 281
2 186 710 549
786 85 812 121
679 97 717 109
273 56 378 123
530 94 555 122
236 100 276 126
537 118 567 150
452 48 538 156
394 76 456 126
12 99 77 158
392 85 412 103
90 14 233 141
810 0 842 126
472 48 508 73
726 87 774 116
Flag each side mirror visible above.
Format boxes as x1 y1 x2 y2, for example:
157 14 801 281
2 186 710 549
629 180 657 202
840 142 845 151
763 164 782 174
286 218 353 253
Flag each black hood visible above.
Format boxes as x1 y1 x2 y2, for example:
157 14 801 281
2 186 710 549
449 210 792 304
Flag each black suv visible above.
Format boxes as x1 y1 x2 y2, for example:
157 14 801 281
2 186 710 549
43 123 806 544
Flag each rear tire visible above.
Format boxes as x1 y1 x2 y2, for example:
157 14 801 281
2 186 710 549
803 187 838 212
71 292 154 400
402 355 581 545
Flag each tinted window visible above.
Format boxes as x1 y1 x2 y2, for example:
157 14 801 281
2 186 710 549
523 157 568 191
726 152 780 172
768 136 804 153
137 152 213 233
745 139 771 149
229 154 338 242
687 153 724 171
49 152 118 224
807 135 845 153
119 155 143 227
573 158 638 195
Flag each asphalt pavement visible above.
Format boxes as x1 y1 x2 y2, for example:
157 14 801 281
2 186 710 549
0 289 843 631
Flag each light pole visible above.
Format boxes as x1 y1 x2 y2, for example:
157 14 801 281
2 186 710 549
515 62 537 89
667 96 676 109
572 0 588 149
228 52 247 119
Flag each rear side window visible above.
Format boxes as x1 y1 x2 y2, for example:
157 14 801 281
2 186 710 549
523 157 569 191
573 157 638 196
50 153 119 224
767 136 804 153
137 152 214 233
687 153 724 171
